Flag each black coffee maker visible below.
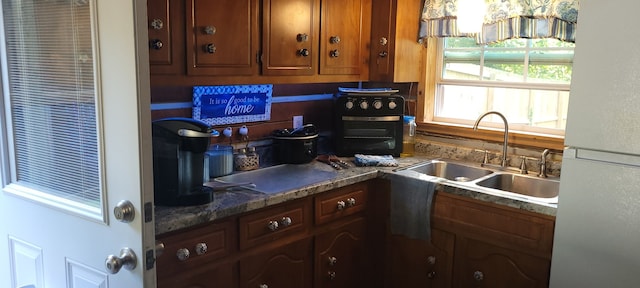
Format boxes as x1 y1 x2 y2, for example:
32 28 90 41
152 117 214 206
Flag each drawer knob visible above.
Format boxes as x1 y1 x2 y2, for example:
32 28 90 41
280 216 292 227
337 200 346 210
194 242 208 255
328 271 336 280
176 248 190 261
330 49 340 58
328 256 337 266
427 271 437 279
473 270 484 281
330 36 341 44
346 197 356 207
259 284 268 288
268 220 279 231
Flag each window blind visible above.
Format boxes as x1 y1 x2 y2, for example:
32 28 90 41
2 0 101 209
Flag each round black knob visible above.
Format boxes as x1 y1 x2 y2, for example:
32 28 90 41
298 48 310 57
150 39 163 50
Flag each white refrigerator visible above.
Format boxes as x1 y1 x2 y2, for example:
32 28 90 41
550 1 640 287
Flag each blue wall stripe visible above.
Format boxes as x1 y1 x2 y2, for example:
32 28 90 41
150 93 335 111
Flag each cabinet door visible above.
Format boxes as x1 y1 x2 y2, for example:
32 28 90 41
369 0 423 82
455 237 551 288
158 261 237 288
319 0 371 76
262 0 319 76
186 0 259 75
315 217 367 288
387 228 454 288
240 237 314 288
148 0 181 74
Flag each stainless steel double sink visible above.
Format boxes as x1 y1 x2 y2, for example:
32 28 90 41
395 160 560 204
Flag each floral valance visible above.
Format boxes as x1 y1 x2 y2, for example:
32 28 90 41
419 0 580 44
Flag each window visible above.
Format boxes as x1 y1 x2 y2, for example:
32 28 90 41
1 0 103 219
422 37 574 148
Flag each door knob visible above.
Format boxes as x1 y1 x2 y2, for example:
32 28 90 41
105 247 137 274
114 200 135 223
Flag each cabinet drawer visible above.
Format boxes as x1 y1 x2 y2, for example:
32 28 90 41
239 198 312 250
315 182 368 225
433 193 555 256
156 219 236 275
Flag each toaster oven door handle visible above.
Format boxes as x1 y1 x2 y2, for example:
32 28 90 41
341 116 401 122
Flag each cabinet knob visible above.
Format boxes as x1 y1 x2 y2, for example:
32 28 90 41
259 284 268 288
328 256 337 266
280 216 292 227
427 256 436 265
150 18 164 30
328 271 336 280
297 33 309 42
473 270 484 281
194 242 208 255
427 271 437 279
337 200 346 210
149 39 163 50
176 248 190 261
346 197 356 207
379 37 388 46
203 25 216 35
204 43 217 54
378 51 388 58
330 36 341 44
298 48 310 57
330 49 340 58
268 220 279 231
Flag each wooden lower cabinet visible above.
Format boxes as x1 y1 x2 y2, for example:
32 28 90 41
387 228 454 287
386 192 555 288
157 181 380 287
455 237 550 288
240 237 314 288
315 217 367 288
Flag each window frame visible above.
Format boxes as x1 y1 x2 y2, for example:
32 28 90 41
417 38 567 151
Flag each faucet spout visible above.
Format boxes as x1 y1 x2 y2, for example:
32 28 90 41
473 111 509 167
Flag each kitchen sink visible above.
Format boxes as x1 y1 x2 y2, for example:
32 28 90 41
404 160 493 182
476 173 560 199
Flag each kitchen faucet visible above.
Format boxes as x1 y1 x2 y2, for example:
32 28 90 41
538 149 550 178
473 111 509 167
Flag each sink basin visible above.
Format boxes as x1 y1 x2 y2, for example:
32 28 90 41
405 160 493 181
213 164 337 194
476 173 559 199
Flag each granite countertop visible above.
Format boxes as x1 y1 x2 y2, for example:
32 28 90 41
155 155 557 235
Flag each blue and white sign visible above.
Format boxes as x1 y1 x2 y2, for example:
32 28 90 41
193 85 272 126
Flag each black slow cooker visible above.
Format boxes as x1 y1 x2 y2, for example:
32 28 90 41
272 124 318 164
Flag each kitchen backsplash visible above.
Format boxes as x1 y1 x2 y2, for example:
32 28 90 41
414 132 562 177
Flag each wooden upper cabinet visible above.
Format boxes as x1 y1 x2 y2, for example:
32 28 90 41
186 0 259 76
369 0 424 82
148 0 182 75
319 0 371 76
262 0 320 76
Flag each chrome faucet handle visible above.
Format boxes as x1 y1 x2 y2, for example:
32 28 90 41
519 156 528 174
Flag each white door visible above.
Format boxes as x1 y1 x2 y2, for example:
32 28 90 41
0 0 156 287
